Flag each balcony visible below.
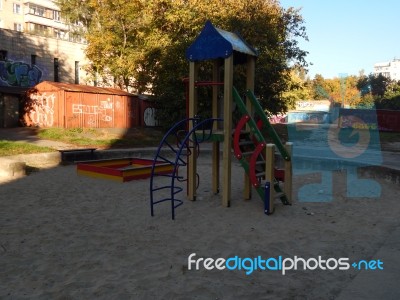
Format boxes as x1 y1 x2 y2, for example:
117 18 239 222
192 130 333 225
23 0 59 11
24 13 69 30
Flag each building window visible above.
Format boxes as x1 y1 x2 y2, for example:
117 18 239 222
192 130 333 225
29 4 44 17
0 50 7 61
54 58 59 82
53 10 61 21
13 3 21 14
54 29 67 40
75 61 79 84
14 23 23 32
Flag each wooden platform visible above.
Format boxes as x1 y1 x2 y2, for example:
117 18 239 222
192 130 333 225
77 158 174 182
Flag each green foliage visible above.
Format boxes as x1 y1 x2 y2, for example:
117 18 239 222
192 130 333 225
357 74 390 98
57 0 309 127
0 140 54 156
375 96 400 110
308 74 361 107
355 93 375 109
384 80 400 99
281 66 311 108
375 80 400 109
357 75 400 110
38 128 116 146
38 127 163 147
311 74 329 100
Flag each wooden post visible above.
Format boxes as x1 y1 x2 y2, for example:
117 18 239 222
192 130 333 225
246 56 256 117
212 60 220 194
284 142 293 204
266 144 275 214
222 56 233 207
243 56 256 200
188 61 198 201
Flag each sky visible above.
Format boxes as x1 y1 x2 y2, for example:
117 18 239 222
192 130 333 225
279 0 400 79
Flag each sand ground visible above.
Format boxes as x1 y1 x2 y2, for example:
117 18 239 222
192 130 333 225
0 156 399 299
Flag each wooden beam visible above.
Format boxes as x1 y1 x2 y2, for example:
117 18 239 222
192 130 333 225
212 60 220 122
243 56 256 200
284 142 293 204
188 62 198 201
212 60 220 195
266 144 275 214
222 56 233 207
246 56 256 112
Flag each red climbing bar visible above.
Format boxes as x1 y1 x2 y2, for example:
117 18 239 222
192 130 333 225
233 115 250 159
249 142 266 188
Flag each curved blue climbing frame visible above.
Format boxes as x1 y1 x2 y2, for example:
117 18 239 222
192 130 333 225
150 117 222 220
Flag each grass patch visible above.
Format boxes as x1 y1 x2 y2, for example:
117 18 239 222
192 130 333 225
0 140 54 156
37 127 165 148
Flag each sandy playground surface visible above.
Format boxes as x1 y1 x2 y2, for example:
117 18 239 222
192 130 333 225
0 155 399 299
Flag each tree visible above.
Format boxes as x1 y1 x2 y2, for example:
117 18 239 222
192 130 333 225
57 0 309 126
281 65 311 108
356 73 400 109
376 80 400 110
369 74 390 98
357 73 390 98
324 76 360 107
311 74 330 100
309 75 361 107
383 80 400 99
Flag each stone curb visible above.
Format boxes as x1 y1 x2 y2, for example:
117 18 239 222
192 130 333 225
0 157 26 178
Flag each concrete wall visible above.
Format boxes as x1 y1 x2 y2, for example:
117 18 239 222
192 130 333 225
0 28 89 87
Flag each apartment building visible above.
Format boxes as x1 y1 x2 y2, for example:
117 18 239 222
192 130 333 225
0 0 89 87
373 58 400 81
0 0 84 42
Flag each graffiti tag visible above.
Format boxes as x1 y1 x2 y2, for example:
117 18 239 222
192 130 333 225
72 99 113 123
29 93 55 126
0 60 42 87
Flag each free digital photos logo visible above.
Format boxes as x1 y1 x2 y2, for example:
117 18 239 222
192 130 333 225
287 73 382 202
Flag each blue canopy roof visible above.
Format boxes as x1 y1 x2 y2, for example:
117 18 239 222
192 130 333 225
186 21 258 62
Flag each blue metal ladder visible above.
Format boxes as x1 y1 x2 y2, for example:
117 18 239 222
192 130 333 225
150 118 221 219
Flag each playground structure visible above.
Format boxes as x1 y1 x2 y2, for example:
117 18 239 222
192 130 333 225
150 21 293 219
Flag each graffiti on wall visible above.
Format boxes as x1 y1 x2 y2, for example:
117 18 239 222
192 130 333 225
269 113 287 124
295 100 331 112
143 107 158 126
340 108 400 132
0 60 42 87
287 111 330 124
29 93 55 127
72 99 114 125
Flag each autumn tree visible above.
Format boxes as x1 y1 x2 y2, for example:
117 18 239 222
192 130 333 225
311 74 330 100
310 74 360 107
281 65 311 108
57 0 309 126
